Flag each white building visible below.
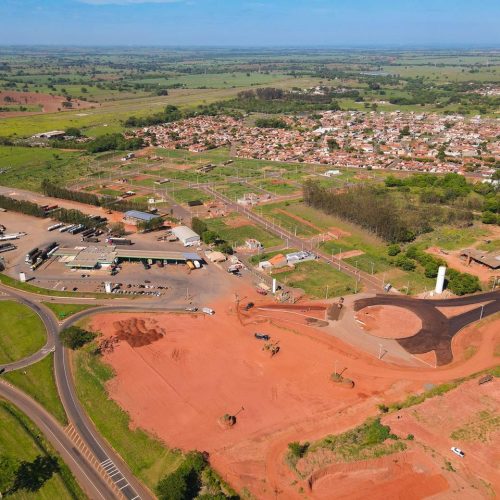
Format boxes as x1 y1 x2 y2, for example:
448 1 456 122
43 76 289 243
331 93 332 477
171 226 200 247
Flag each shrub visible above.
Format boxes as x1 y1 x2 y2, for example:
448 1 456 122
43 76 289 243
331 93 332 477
395 255 416 271
288 441 309 459
387 244 401 256
59 326 96 350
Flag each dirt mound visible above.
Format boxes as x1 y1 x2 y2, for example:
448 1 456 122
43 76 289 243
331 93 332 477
112 317 165 347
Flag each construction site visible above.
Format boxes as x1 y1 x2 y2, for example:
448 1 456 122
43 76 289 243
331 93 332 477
86 281 500 499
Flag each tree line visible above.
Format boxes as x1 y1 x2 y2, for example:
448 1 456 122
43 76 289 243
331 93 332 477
303 180 428 243
41 180 149 213
0 194 106 229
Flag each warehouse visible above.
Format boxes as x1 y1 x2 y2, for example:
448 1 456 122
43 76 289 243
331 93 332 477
123 210 162 225
171 225 200 247
53 246 202 269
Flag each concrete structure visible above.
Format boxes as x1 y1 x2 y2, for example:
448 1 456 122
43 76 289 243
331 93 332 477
171 226 200 247
104 282 112 294
32 130 66 139
460 249 500 270
435 266 446 294
205 250 227 263
286 251 316 264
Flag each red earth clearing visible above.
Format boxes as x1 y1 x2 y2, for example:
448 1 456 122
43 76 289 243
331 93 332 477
355 305 423 339
0 90 96 117
87 297 499 499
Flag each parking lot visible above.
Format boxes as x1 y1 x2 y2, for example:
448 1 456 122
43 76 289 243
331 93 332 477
0 211 258 305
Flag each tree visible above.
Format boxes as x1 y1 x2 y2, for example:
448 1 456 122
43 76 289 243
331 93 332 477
201 230 218 245
482 211 497 224
156 452 206 500
216 242 233 255
109 222 126 237
137 217 164 233
191 217 208 236
395 255 416 271
327 138 340 151
0 455 18 497
59 326 96 350
65 127 82 137
11 455 59 494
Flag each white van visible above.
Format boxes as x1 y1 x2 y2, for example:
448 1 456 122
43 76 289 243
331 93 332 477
202 307 215 315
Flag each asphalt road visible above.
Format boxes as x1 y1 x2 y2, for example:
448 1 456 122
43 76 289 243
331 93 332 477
354 290 500 365
0 284 153 500
0 380 118 500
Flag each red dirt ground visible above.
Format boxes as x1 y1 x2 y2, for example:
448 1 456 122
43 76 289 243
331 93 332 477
87 300 500 499
309 450 449 500
426 247 498 283
337 249 365 260
355 305 422 339
0 90 95 117
276 209 350 240
383 378 500 497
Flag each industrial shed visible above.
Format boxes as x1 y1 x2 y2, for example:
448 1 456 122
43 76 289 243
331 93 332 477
171 226 200 247
123 210 162 225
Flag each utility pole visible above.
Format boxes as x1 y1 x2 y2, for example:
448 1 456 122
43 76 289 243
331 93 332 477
325 284 329 300
480 304 484 320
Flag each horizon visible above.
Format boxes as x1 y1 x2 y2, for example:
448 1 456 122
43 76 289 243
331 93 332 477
1 0 499 47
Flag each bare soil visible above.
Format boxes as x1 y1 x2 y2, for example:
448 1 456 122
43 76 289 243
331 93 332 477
355 305 422 339
0 91 96 117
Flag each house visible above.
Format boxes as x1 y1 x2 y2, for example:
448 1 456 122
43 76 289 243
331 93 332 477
245 239 263 250
323 169 341 177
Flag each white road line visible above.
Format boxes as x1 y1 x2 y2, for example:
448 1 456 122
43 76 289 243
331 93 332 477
119 483 131 490
115 477 127 485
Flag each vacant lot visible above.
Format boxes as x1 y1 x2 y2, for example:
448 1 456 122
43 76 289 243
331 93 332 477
278 259 358 298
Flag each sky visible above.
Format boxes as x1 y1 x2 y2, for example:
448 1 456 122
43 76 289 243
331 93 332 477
0 0 499 47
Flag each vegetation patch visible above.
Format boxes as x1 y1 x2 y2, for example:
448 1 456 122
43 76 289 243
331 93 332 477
0 400 84 499
278 260 358 298
4 354 67 425
42 302 96 320
0 301 46 364
450 410 500 443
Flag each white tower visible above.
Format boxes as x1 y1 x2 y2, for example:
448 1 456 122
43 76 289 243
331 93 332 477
435 266 446 294
104 282 112 294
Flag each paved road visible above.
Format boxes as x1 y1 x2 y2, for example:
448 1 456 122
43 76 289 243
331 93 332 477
0 284 153 500
0 380 118 500
354 290 500 365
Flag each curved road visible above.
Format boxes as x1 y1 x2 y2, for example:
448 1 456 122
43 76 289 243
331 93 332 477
0 379 118 500
354 290 500 365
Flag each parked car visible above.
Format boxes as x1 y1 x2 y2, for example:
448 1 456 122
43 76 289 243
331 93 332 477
185 306 198 312
451 447 465 458
202 307 215 315
244 302 254 311
254 333 270 341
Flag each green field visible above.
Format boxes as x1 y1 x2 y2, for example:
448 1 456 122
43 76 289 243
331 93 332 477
42 302 96 321
4 355 67 425
0 301 46 364
278 260 358 298
169 187 213 204
0 146 91 191
0 400 84 499
73 344 183 489
204 215 282 248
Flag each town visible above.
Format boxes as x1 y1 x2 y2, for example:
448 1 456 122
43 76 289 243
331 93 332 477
140 107 499 176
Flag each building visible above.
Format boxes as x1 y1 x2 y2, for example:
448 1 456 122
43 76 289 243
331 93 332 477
323 169 341 177
171 225 200 247
32 130 66 139
286 251 316 263
53 246 202 269
123 210 162 225
245 239 263 250
460 249 500 270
